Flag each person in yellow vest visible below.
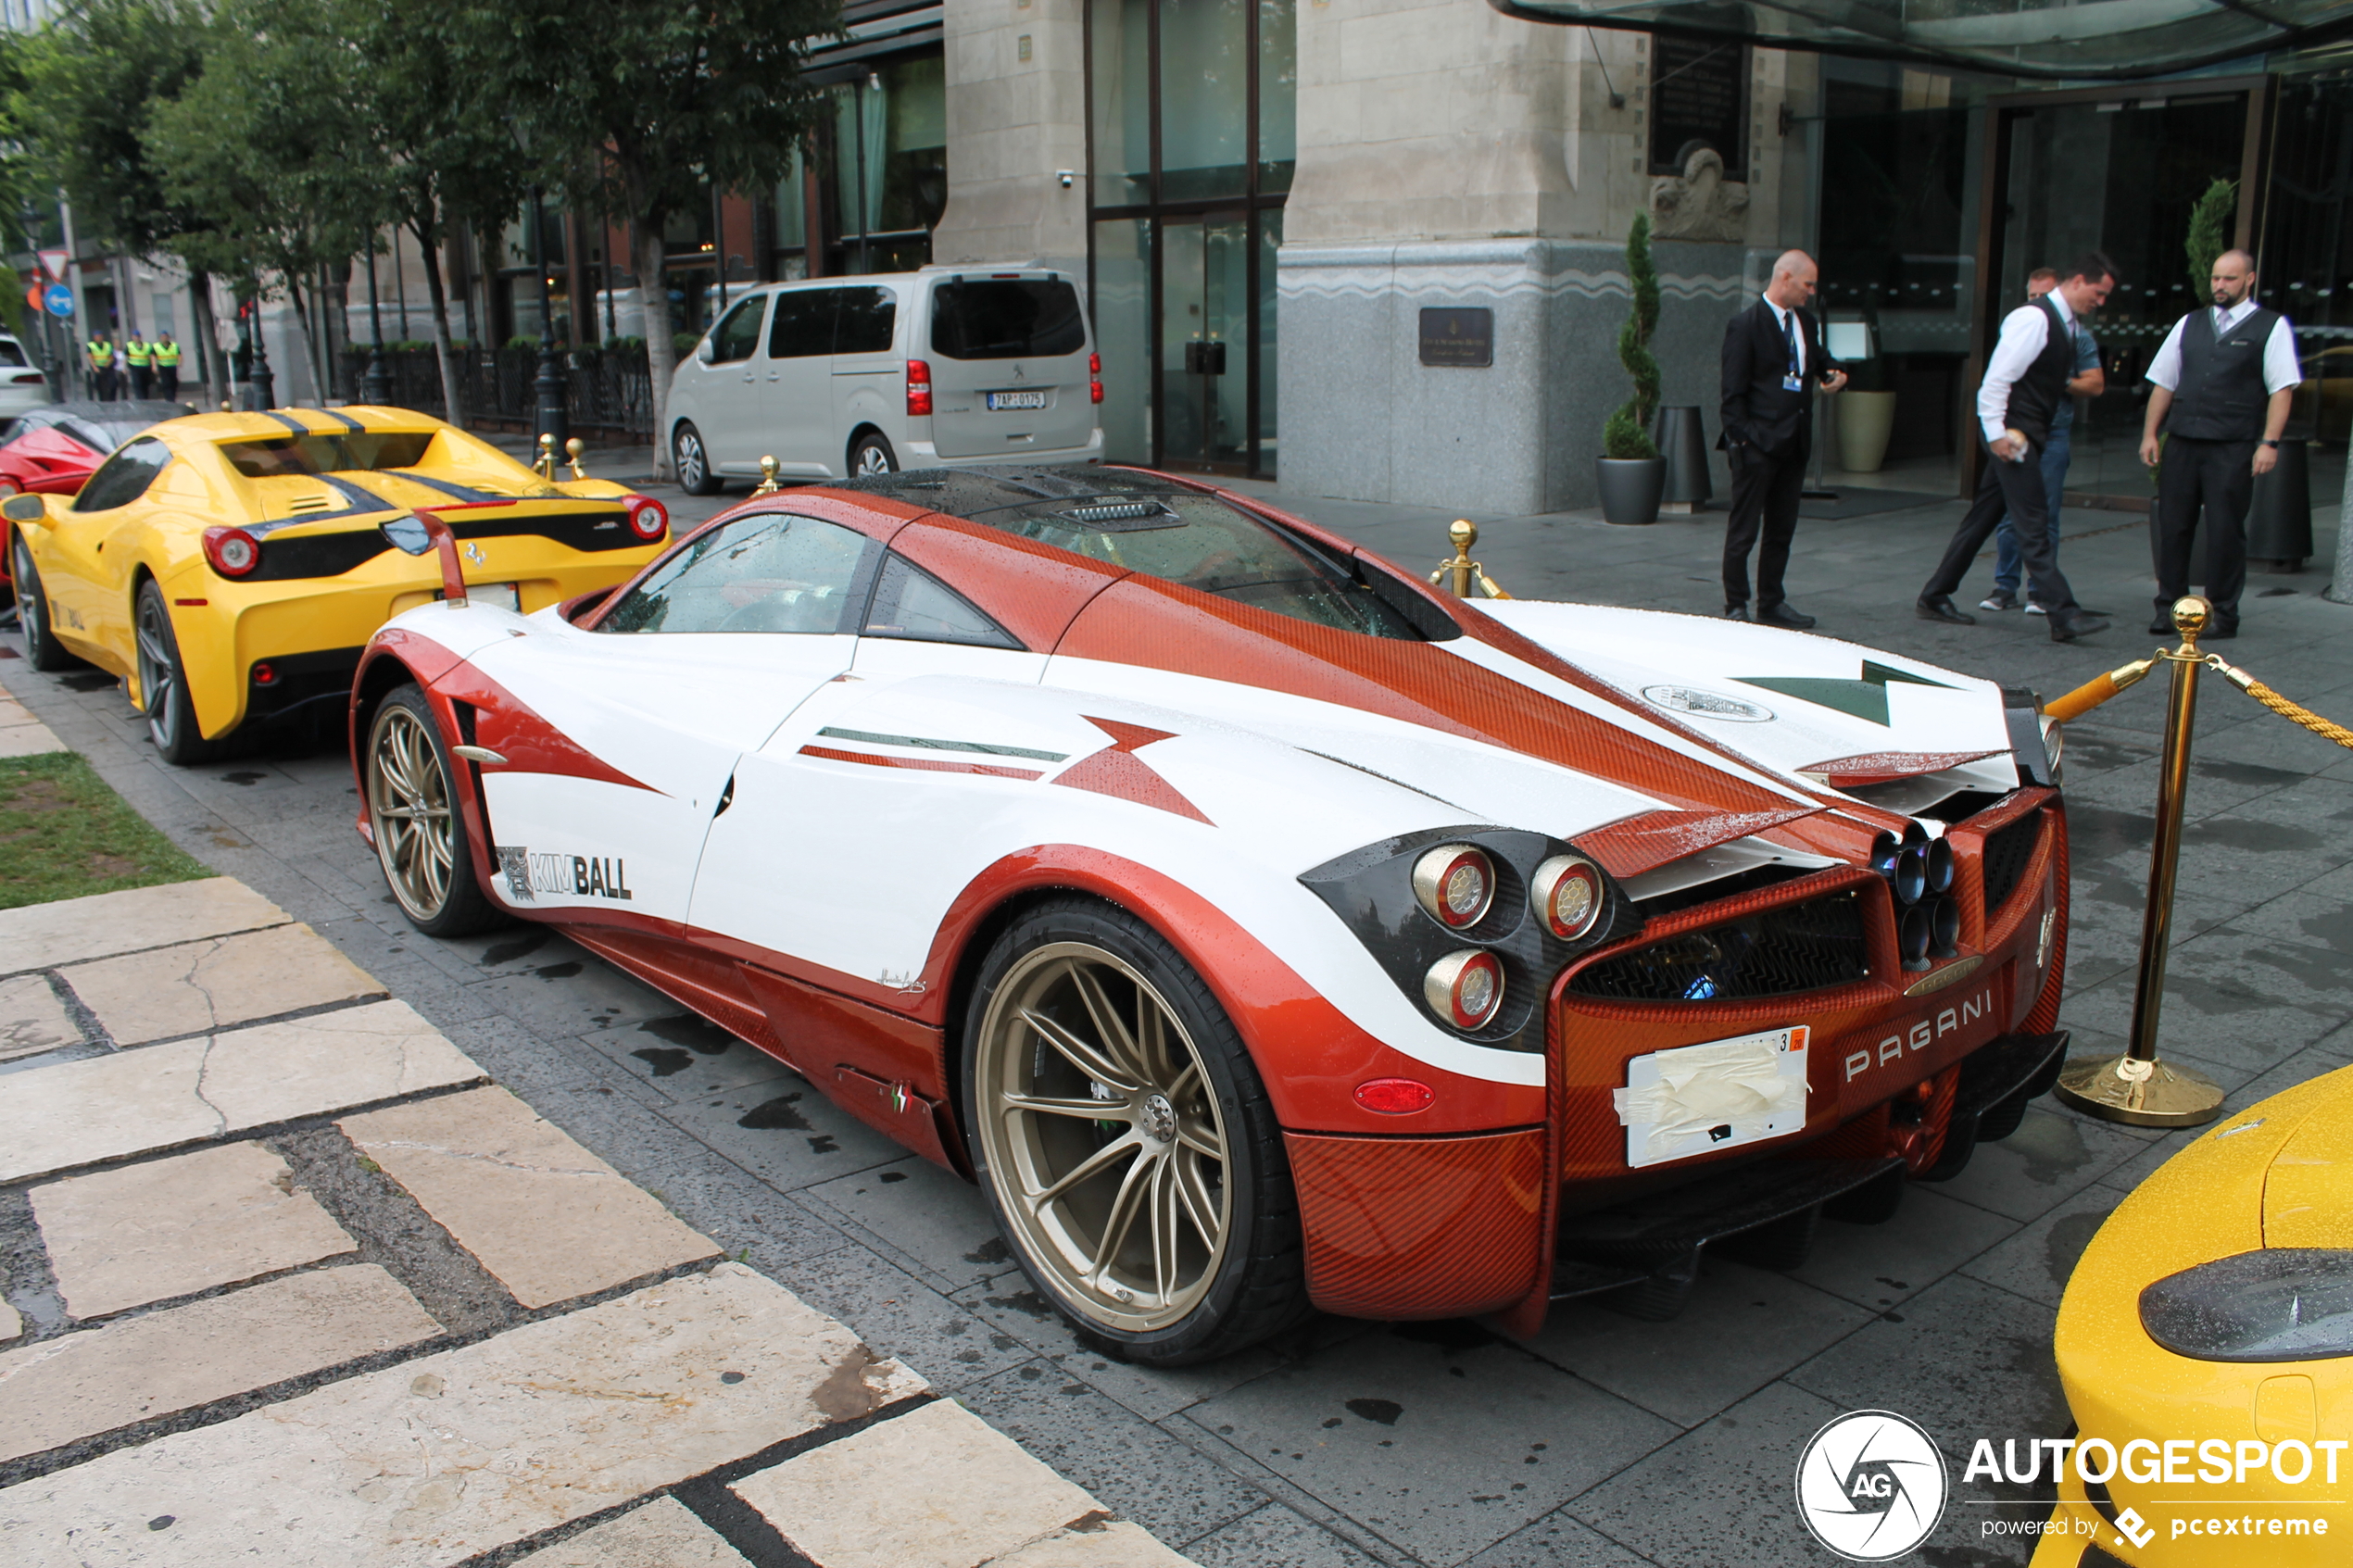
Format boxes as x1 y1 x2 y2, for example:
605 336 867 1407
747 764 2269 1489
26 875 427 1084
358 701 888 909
154 333 182 401
124 333 154 399
86 336 117 401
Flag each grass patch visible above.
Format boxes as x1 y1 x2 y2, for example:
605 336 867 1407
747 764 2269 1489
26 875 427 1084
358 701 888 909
0 752 210 910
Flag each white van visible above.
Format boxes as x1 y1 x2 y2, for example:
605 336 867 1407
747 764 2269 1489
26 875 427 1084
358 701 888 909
663 267 1102 494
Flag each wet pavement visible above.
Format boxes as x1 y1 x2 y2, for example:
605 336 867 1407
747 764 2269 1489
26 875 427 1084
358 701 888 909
6 450 2352 1567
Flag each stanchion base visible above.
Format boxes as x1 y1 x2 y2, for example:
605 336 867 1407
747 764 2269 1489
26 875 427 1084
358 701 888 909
2052 1054 2226 1128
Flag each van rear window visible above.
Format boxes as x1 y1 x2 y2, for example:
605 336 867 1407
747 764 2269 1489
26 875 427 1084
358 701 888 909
929 279 1086 361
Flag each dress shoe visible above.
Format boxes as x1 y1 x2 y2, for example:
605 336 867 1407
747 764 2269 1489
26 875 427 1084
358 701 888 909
1916 595 1976 625
2049 610 2110 643
1756 602 1817 630
2148 613 2176 635
1723 602 1749 621
1979 588 2019 611
2205 617 2239 640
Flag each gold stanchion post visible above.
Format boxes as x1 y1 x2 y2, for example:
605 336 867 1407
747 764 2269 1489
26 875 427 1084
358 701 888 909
564 437 588 479
535 433 558 480
1427 521 1511 599
752 455 782 495
2054 596 2228 1128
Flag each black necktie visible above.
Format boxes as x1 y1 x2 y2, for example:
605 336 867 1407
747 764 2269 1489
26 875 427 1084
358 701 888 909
1782 311 1802 380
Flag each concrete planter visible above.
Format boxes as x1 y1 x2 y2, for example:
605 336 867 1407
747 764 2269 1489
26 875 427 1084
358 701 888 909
1596 457 1667 526
1836 391 1898 473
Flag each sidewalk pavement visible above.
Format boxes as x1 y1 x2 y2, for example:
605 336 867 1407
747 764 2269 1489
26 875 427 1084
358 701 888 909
0 876 1195 1568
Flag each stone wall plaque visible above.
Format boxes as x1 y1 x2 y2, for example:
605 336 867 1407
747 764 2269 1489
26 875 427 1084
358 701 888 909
1418 307 1493 369
1650 38 1748 182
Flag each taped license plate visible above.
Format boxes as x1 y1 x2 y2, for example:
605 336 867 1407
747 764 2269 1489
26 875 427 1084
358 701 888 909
987 390 1048 411
440 582 521 611
1614 1025 1809 1169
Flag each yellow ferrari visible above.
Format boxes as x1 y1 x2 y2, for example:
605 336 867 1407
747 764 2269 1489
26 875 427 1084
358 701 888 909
2032 1065 2353 1566
5 408 669 763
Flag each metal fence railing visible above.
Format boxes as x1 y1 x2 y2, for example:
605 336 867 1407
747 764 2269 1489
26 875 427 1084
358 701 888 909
334 345 656 438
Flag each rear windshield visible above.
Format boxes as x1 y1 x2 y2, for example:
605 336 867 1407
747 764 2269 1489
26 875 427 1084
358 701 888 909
929 279 1086 360
218 432 436 479
0 341 24 368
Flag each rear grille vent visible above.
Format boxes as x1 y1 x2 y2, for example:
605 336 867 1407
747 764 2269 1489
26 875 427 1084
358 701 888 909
1980 811 2043 922
286 495 332 513
1567 889 1869 1003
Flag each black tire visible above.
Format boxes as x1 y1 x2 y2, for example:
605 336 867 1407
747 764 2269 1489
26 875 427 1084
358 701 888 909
12 533 84 672
673 421 723 496
364 684 509 937
962 896 1308 1366
849 431 898 477
133 580 226 765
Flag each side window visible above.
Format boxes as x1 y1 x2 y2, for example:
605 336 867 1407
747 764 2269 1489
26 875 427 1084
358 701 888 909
862 554 1021 648
600 512 876 635
835 288 898 355
710 296 768 364
71 437 171 512
767 290 839 359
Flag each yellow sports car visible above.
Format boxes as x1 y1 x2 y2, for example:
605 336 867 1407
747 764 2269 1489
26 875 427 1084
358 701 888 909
5 408 669 763
2032 1065 2353 1566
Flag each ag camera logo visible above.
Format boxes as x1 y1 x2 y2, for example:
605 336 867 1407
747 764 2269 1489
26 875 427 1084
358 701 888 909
1795 1410 1949 1561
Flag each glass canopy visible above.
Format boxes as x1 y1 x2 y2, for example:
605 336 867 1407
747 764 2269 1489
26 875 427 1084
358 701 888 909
1487 0 2353 82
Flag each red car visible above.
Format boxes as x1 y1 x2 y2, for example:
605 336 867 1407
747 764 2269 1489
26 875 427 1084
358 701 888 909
0 400 193 600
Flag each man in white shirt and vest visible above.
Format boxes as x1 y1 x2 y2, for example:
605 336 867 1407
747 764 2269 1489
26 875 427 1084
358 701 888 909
2136 249 2301 640
1916 252 2116 644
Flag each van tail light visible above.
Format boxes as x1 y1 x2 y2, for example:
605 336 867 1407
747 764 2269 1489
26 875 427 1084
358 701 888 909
622 494 668 541
1089 351 1103 405
202 525 261 577
906 358 933 418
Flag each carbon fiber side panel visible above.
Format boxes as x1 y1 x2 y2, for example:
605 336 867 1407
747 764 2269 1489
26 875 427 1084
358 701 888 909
1287 1128 1547 1320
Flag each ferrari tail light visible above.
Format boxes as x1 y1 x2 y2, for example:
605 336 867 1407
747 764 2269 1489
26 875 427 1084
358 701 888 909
1410 844 1493 929
623 495 668 541
1530 853 1604 940
1354 1078 1434 1114
906 358 933 418
251 662 278 686
202 525 261 577
1424 949 1504 1030
1089 351 1103 405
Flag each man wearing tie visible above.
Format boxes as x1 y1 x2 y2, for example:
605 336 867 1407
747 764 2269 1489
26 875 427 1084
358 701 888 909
2136 250 2301 640
1718 249 1846 628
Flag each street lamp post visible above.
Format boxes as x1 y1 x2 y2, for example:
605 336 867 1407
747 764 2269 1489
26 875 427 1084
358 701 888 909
19 199 59 402
529 185 569 451
363 238 393 405
245 295 276 410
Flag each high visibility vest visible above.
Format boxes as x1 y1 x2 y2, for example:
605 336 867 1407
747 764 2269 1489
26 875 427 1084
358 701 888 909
88 342 113 366
153 342 181 368
125 341 151 368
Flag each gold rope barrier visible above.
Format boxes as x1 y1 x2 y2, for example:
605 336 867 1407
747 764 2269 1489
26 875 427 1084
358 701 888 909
1429 520 1512 600
2206 658 2353 749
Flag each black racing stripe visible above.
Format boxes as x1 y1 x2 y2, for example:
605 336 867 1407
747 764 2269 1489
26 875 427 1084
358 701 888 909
260 410 311 436
385 469 516 505
315 407 366 433
244 475 398 538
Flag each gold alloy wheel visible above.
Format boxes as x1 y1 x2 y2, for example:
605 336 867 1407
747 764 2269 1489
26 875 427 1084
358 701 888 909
975 942 1232 1333
368 702 458 922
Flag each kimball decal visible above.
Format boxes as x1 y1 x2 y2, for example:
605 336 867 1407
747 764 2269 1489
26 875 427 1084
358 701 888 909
497 846 634 902
1844 987 1994 1083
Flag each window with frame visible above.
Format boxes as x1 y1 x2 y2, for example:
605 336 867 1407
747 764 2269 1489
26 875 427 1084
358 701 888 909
710 295 769 364
861 553 1021 647
72 437 171 512
599 513 876 634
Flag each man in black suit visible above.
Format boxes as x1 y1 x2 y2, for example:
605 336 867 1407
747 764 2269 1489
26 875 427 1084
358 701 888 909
1718 249 1847 629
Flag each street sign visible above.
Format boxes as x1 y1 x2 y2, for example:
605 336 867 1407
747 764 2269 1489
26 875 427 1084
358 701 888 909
36 248 67 283
23 283 42 318
44 283 74 320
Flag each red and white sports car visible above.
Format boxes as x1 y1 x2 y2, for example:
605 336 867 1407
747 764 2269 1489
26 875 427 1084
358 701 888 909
350 467 2071 1364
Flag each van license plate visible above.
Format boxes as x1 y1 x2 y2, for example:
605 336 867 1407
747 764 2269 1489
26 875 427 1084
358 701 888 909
987 391 1048 411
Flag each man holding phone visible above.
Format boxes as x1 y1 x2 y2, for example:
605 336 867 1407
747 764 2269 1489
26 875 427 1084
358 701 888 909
1717 249 1846 629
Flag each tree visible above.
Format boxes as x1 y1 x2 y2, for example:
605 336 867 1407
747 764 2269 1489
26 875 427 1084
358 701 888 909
1604 213 1662 460
2186 177 2237 303
428 0 834 475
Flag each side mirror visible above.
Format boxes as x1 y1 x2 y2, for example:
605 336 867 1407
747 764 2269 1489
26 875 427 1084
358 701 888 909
382 508 467 607
2 492 46 525
696 336 716 365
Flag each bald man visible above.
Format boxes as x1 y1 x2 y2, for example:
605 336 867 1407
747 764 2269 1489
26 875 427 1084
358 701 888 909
2136 249 2301 639
1718 249 1846 628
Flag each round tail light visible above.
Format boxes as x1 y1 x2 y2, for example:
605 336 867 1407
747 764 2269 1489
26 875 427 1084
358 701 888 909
202 525 261 577
1424 949 1504 1030
1530 852 1604 940
1411 844 1493 928
623 495 668 541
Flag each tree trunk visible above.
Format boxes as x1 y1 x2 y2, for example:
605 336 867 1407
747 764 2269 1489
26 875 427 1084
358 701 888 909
411 211 466 428
284 275 327 404
188 269 229 411
635 220 676 479
324 262 356 401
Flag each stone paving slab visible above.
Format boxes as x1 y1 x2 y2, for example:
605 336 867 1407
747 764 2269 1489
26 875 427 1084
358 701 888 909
32 1142 357 1319
0 878 287 976
0 1264 440 1464
0 1300 20 1343
511 1497 751 1567
338 1085 720 1310
59 922 385 1046
0 1264 928 1567
732 1397 1108 1568
0 1000 483 1183
993 1520 1200 1568
0 974 80 1062
0 715 64 757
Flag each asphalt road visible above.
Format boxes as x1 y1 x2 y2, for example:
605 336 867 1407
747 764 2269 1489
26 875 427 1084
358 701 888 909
8 453 2353 1568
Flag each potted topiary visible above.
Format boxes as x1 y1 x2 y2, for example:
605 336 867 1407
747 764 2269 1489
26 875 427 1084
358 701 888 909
1597 213 1667 525
1835 349 1898 473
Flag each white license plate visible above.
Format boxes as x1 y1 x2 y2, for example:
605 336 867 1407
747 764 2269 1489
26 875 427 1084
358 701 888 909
441 582 521 611
1614 1025 1810 1169
987 390 1048 411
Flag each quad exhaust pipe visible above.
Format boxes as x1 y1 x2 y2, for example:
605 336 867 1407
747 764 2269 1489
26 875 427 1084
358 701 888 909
1871 822 1957 971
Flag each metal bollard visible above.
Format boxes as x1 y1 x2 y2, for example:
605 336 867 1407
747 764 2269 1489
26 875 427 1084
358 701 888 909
1428 520 1511 600
565 437 587 480
2053 596 2228 1128
752 455 782 496
535 433 558 481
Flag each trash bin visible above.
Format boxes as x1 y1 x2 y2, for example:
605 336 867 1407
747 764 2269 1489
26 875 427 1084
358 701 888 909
2247 437 2312 572
1652 406 1712 515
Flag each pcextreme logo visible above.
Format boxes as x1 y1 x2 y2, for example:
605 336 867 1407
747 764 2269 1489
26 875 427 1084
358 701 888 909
1796 1411 1948 1562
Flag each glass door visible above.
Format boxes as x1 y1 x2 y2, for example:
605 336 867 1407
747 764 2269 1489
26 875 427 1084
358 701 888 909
1157 212 1252 471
